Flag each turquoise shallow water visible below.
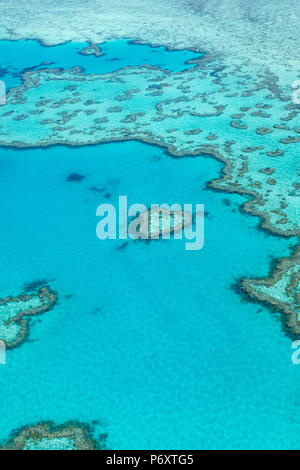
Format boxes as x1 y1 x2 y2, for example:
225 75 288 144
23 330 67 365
0 39 202 90
0 40 299 450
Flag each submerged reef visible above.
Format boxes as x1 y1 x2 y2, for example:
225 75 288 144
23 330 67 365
0 45 299 334
0 0 299 337
0 1 299 66
66 172 85 182
79 41 103 57
1 61 299 239
0 421 104 450
242 246 300 336
0 286 57 349
130 208 192 239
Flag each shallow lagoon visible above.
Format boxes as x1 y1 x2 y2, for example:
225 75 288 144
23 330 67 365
0 40 299 450
0 38 202 90
0 141 298 449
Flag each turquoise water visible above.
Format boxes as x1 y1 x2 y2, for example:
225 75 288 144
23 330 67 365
0 41 299 450
0 39 202 90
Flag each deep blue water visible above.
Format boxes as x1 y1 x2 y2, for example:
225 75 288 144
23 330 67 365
0 40 299 450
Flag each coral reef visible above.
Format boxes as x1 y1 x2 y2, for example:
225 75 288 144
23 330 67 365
0 62 298 240
130 208 192 239
242 246 300 336
0 1 299 66
0 0 298 335
0 421 104 450
0 286 57 349
79 41 103 57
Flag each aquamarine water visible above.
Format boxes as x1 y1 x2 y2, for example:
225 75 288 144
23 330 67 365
0 40 299 450
0 39 202 90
